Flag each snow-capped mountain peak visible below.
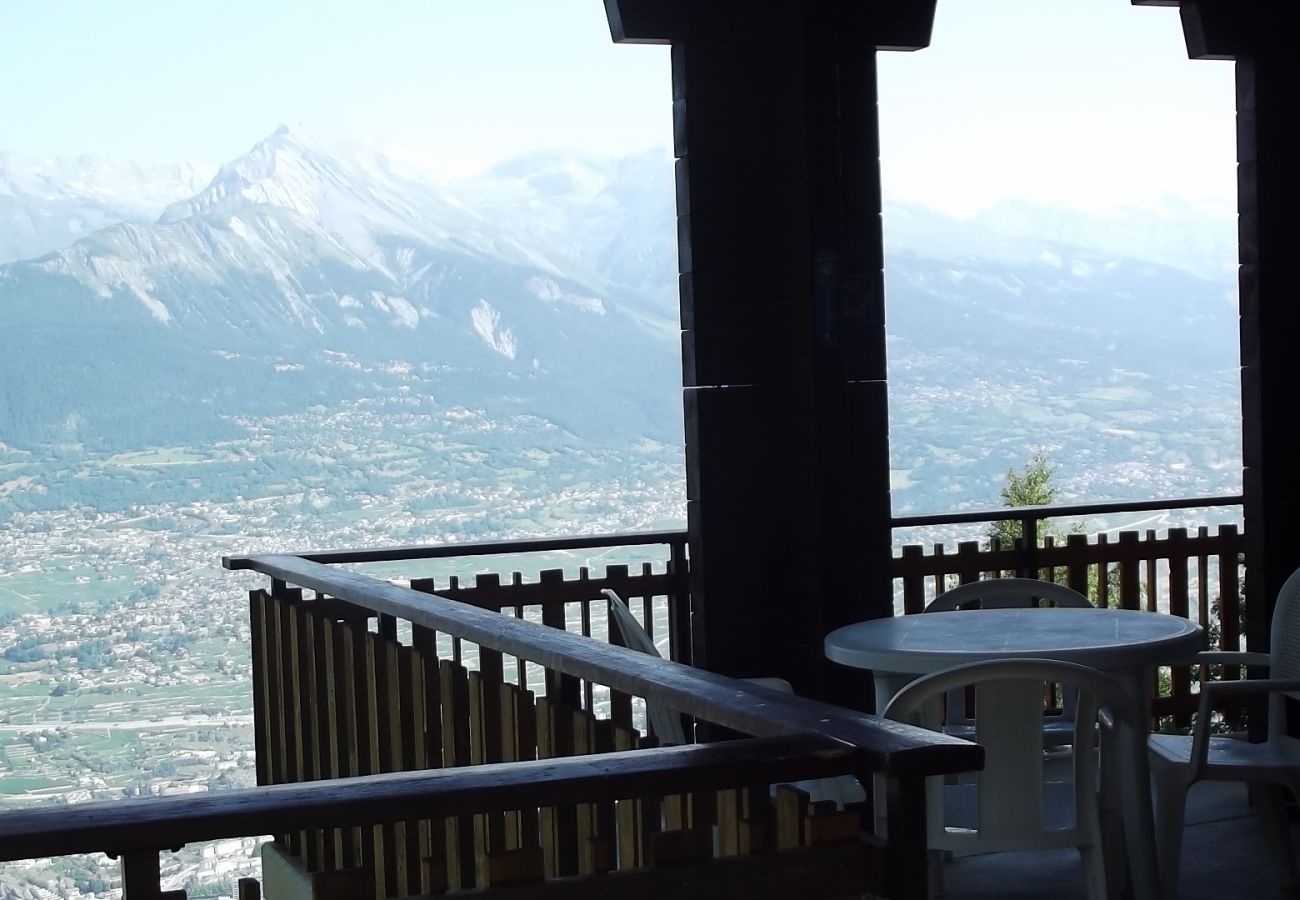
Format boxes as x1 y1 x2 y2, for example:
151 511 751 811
157 126 568 277
0 151 214 265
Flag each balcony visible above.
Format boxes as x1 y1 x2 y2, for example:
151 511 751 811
2 497 1291 899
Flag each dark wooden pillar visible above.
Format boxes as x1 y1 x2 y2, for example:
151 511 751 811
606 1 935 703
1144 0 1300 655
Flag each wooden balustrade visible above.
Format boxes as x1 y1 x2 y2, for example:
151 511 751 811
219 552 982 899
5 507 1248 899
893 522 1246 729
0 734 903 899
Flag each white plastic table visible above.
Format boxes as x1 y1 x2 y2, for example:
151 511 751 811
824 608 1203 897
824 607 1203 711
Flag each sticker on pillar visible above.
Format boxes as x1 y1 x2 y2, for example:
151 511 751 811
816 250 838 350
842 276 878 328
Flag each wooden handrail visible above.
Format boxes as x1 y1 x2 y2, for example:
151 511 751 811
221 494 1243 570
890 493 1243 529
223 530 688 569
232 555 980 779
0 734 861 863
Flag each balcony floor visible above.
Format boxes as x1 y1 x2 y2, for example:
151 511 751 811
942 779 1300 899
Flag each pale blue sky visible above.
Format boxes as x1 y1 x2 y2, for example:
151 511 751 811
0 0 1236 214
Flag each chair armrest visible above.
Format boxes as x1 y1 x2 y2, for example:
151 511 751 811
1198 678 1300 700
1168 651 1271 668
1188 678 1300 779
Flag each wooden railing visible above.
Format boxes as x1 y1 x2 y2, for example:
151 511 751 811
0 734 889 900
211 552 981 899
892 495 1246 728
270 530 693 667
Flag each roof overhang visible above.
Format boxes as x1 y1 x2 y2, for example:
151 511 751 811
605 0 938 52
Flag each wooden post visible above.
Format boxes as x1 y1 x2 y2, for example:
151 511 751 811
606 0 937 707
1142 1 1300 730
884 776 930 900
119 850 162 900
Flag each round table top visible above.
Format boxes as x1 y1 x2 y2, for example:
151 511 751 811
824 607 1203 673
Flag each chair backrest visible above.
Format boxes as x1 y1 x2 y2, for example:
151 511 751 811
1268 567 1300 742
926 577 1092 612
924 579 1090 733
602 589 687 745
883 658 1142 849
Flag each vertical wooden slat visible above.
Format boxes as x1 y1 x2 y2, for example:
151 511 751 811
1218 525 1245 729
120 850 162 900
900 545 925 614
1041 535 1057 585
277 596 304 857
1167 528 1192 728
669 537 691 665
338 622 368 869
263 595 287 795
536 696 558 876
315 615 347 869
717 788 741 857
397 645 426 896
1219 525 1242 654
1065 533 1090 601
580 592 595 713
611 723 642 871
249 592 273 788
540 698 580 877
440 658 474 889
956 540 981 585
469 671 491 888
572 711 597 874
498 683 523 852
1118 531 1141 610
538 569 581 706
515 687 542 852
1096 535 1111 610
1144 529 1159 613
418 643 449 895
932 542 948 597
293 604 324 872
774 785 810 850
381 640 412 896
363 633 391 900
587 719 617 874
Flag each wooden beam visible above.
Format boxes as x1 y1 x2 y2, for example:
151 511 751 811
604 0 936 51
1181 0 1255 60
233 559 981 778
603 0 685 44
0 734 872 862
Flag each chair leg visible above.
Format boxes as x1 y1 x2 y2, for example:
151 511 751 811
1151 770 1188 900
1252 782 1300 890
928 848 947 899
1078 844 1108 900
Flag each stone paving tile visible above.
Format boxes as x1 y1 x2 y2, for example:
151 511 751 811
940 780 1299 899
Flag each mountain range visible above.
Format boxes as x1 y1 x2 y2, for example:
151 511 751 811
0 128 681 450
0 126 1242 507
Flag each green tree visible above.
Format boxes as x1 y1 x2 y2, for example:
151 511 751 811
987 454 1124 607
988 452 1068 553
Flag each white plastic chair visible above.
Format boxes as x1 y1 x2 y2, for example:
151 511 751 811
1148 566 1300 900
602 589 864 808
926 578 1092 747
603 588 686 745
884 658 1161 900
926 577 1094 613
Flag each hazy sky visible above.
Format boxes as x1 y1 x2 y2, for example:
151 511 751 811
0 0 1236 215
